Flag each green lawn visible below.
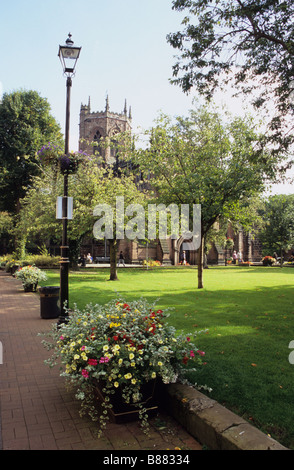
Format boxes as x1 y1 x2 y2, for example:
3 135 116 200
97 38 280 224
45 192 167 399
42 265 294 448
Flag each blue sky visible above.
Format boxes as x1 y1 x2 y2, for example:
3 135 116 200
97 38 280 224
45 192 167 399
0 0 192 146
0 0 292 194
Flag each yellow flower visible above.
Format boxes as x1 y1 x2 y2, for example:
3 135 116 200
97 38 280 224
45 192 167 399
151 372 156 378
129 353 135 360
114 382 119 388
118 358 123 365
131 378 137 384
131 362 135 367
124 373 132 380
74 354 80 360
158 361 163 366
103 345 109 352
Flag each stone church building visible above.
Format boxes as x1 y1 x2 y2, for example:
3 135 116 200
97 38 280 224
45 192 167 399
78 97 262 265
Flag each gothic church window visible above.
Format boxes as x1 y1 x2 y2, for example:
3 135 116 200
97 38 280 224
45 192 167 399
93 130 102 156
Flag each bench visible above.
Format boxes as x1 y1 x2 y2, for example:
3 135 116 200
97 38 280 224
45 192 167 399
95 257 110 263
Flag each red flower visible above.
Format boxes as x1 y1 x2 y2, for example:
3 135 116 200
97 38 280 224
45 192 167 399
88 358 98 366
182 356 189 365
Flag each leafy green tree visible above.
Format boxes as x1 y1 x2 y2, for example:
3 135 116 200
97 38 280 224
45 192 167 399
0 89 63 213
92 172 147 280
258 194 294 264
132 106 273 288
167 0 294 156
16 160 146 281
0 211 14 253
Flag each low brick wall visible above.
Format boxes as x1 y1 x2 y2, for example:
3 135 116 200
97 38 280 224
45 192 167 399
163 383 288 450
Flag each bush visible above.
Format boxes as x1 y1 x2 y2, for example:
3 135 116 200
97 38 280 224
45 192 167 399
24 254 60 267
262 256 276 266
142 259 161 267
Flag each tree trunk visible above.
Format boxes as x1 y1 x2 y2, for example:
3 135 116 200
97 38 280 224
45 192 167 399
69 237 83 267
197 236 204 289
109 239 118 280
15 235 27 259
280 247 283 267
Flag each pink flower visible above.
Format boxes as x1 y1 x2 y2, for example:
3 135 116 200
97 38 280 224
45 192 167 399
190 350 195 358
81 346 86 351
59 335 64 340
197 350 205 356
99 357 110 364
81 369 89 378
186 337 191 342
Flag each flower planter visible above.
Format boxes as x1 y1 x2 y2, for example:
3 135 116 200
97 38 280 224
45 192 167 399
24 283 38 292
43 298 206 435
15 265 47 291
92 379 159 424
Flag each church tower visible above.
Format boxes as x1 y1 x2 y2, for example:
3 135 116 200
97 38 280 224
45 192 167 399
79 95 132 165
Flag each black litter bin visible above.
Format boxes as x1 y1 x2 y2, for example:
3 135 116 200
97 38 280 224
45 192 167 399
39 286 60 319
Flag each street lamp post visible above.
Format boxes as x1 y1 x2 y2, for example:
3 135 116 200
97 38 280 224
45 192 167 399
58 33 81 324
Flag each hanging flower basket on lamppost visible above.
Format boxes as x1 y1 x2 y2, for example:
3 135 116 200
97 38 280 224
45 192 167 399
57 150 89 174
37 144 89 175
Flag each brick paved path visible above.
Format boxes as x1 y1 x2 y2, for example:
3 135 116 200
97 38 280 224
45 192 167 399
0 271 202 451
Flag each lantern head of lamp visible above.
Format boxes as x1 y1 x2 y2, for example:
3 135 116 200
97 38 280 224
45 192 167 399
58 33 81 76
